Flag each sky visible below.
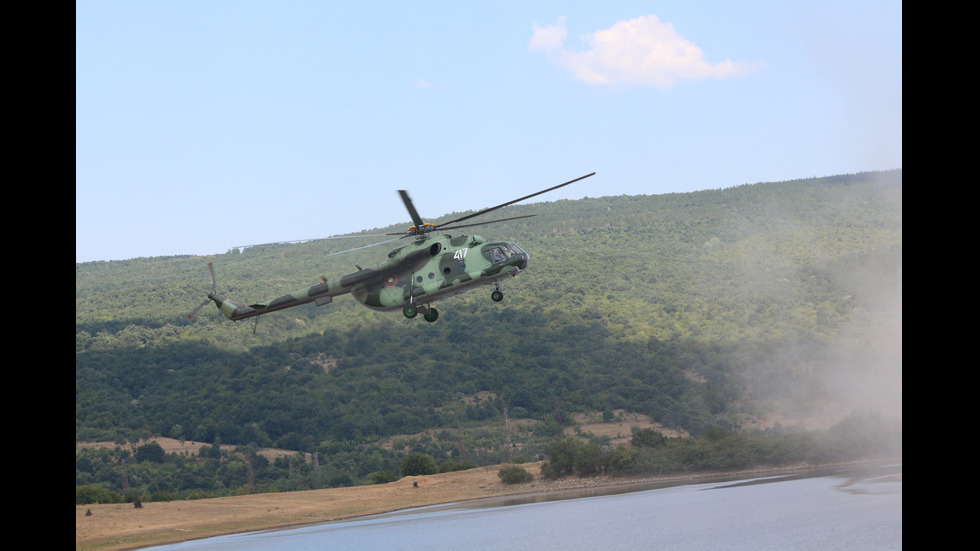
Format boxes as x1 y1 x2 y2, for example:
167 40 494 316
76 1 901 263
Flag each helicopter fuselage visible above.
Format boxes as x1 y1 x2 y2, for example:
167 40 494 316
347 234 528 311
209 234 528 321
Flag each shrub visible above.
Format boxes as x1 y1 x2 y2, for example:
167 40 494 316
400 453 437 476
631 427 667 448
498 465 533 485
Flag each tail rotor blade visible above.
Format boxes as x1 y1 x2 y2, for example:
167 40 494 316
188 262 218 319
206 262 216 293
188 300 211 320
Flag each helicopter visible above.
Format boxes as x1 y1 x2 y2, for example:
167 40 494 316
189 172 595 326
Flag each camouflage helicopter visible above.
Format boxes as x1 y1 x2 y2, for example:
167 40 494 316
190 172 595 326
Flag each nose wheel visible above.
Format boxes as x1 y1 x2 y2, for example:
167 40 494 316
491 282 504 302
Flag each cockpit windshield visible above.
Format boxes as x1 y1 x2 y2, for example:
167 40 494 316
488 244 527 263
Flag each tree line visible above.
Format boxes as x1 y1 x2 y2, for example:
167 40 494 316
77 411 900 504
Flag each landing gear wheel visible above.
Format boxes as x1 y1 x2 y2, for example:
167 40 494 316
423 308 439 322
403 305 418 319
491 290 504 302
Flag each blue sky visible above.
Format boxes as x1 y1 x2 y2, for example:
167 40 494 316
76 1 901 263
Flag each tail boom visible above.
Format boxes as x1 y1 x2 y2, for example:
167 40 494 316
209 276 355 321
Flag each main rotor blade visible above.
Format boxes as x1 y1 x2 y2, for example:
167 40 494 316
434 172 595 229
326 236 406 257
232 233 393 250
398 190 426 229
435 214 538 233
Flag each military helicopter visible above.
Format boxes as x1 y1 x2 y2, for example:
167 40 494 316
189 172 595 326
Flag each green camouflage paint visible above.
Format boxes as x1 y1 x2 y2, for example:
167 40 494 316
207 234 529 321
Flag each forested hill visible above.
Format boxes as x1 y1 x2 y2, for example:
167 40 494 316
76 170 901 457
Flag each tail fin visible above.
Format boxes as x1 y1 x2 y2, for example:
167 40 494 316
208 293 257 320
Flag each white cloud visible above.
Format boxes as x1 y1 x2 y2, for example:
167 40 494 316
529 16 568 52
530 15 761 88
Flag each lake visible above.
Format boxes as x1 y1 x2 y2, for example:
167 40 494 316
147 463 901 550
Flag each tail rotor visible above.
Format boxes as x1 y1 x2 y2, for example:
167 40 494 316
188 263 218 319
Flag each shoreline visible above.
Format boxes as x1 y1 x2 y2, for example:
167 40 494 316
76 460 897 551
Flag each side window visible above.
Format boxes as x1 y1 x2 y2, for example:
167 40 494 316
490 248 506 263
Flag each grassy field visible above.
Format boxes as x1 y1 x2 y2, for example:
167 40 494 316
78 459 769 551
76 462 561 551
75 415 686 551
77 454 889 551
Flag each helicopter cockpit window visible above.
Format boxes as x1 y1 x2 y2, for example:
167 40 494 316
490 247 507 263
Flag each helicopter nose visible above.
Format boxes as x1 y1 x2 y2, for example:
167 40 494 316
516 247 529 269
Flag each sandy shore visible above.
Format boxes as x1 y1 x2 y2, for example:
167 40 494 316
75 461 858 551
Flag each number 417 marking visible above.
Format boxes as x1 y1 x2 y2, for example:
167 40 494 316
453 248 468 260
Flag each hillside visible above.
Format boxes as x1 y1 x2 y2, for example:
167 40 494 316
76 170 902 498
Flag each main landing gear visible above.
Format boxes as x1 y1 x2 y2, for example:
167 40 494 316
402 283 507 322
403 304 439 323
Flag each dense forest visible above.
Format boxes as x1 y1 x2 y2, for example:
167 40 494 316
76 170 902 503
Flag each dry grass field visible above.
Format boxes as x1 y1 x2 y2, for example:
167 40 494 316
77 463 531 550
75 415 688 551
77 461 648 551
77 458 819 551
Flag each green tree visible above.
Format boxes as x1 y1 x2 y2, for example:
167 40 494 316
135 442 166 463
400 453 437 476
575 442 605 476
541 437 581 479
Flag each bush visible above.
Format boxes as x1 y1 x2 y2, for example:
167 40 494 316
498 465 533 485
400 453 437 476
631 427 667 448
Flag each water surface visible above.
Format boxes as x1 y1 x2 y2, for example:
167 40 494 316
149 464 901 550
